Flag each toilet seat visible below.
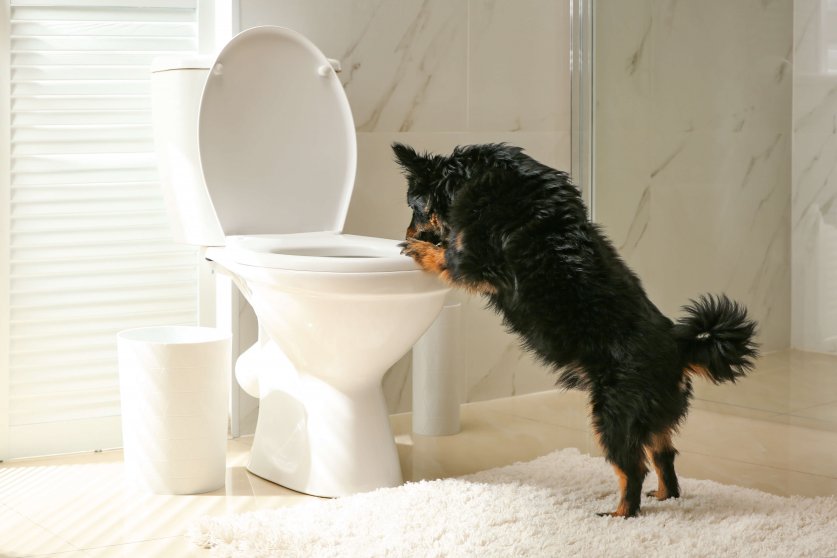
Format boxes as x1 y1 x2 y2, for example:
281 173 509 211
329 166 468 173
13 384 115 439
195 26 419 275
207 233 420 273
198 26 356 241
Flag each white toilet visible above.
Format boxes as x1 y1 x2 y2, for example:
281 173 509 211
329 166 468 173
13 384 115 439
150 26 449 497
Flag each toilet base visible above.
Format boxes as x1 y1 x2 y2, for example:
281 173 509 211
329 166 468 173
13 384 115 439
241 341 403 497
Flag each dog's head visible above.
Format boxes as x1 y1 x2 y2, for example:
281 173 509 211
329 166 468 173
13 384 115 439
392 143 456 245
393 142 531 244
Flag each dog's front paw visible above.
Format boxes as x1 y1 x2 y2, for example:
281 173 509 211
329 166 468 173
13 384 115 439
400 238 433 261
400 238 447 275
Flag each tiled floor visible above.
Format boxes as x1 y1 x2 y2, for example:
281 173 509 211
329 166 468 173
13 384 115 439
693 349 837 431
1 349 836 557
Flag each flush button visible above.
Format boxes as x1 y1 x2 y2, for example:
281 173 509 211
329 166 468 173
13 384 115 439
213 63 223 76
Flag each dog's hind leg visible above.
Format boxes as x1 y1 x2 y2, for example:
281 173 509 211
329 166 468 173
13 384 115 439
645 430 680 501
599 456 648 518
593 423 649 518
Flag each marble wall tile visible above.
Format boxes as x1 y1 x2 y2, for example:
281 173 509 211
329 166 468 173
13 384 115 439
468 0 571 132
594 0 792 352
792 0 837 353
239 0 469 132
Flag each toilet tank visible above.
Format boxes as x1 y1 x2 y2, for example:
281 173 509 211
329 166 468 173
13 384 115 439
151 56 225 246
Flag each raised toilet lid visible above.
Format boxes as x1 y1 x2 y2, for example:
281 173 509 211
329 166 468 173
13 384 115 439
198 26 356 237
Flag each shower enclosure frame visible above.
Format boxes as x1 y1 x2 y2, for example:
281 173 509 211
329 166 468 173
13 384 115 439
571 0 595 220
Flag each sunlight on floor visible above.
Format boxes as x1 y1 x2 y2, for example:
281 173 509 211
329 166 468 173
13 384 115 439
1 350 836 557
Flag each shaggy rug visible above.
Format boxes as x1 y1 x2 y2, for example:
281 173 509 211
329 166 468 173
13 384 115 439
189 448 837 557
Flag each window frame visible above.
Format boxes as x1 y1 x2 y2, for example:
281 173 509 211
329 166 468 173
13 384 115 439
1 0 11 460
0 0 238 460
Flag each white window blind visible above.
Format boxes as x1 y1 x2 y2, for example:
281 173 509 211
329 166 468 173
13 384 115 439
5 0 199 458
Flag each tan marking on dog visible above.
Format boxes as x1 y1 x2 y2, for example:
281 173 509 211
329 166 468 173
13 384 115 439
610 465 631 518
603 458 648 517
462 280 497 296
613 465 628 492
403 238 496 296
685 364 713 382
403 239 447 275
645 430 674 500
417 244 446 274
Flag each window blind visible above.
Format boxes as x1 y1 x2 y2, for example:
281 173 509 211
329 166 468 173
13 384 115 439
6 0 199 458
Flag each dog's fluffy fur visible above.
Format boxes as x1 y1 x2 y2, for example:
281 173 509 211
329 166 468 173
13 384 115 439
393 142 758 518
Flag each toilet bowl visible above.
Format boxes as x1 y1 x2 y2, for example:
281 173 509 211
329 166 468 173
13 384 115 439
151 26 449 496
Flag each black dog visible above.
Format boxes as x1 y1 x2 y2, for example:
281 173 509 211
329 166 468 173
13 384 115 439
393 142 758 518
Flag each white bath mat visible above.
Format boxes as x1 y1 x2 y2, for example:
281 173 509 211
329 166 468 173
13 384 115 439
189 448 837 558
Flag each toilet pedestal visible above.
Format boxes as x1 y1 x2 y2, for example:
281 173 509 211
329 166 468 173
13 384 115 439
238 340 403 497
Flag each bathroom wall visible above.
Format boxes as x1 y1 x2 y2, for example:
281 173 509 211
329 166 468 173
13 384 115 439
792 0 837 353
238 0 573 411
593 0 792 352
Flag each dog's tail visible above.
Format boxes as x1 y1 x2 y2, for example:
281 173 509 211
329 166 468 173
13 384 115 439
672 294 758 384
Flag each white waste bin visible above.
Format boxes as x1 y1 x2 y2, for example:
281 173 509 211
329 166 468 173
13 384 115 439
117 326 230 494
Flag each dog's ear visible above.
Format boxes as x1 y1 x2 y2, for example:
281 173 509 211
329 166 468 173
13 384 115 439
392 142 426 175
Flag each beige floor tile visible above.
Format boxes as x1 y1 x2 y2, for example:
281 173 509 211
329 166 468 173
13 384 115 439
694 369 830 417
0 503 80 558
677 408 837 478
675 450 837 499
80 536 208 557
751 350 792 371
690 397 789 422
391 403 594 481
473 389 591 431
693 349 837 422
784 401 837 428
21 490 257 550
0 444 300 550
